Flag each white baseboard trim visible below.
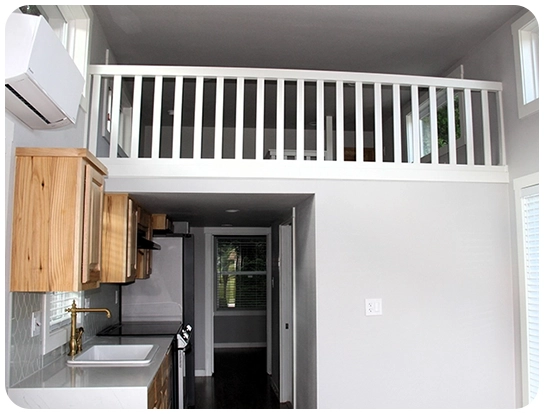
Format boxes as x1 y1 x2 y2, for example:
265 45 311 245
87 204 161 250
195 369 208 377
214 342 266 349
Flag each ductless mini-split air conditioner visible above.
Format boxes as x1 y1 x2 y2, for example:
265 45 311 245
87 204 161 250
5 13 84 130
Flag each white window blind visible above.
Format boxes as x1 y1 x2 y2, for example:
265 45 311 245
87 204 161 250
521 185 539 402
216 236 267 310
49 291 81 332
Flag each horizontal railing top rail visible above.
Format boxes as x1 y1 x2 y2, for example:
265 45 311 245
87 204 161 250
87 64 508 183
89 65 503 90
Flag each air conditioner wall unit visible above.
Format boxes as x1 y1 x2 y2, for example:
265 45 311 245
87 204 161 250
5 13 84 130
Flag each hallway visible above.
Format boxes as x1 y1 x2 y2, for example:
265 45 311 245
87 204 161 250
194 348 290 409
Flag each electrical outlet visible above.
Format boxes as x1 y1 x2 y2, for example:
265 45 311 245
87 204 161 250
365 298 382 316
31 311 41 337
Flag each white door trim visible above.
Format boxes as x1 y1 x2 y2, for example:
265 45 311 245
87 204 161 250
279 221 294 403
204 227 271 376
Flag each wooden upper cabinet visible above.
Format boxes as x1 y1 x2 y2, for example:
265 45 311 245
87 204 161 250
137 207 153 280
101 193 138 283
10 148 108 292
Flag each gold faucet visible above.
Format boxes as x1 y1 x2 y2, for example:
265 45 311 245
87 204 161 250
65 300 111 356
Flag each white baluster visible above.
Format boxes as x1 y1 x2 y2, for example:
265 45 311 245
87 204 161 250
464 88 475 166
151 75 163 159
374 83 383 163
481 90 492 166
393 84 402 163
256 78 265 160
429 86 438 164
276 80 285 161
109 75 122 159
235 77 244 160
355 82 364 163
336 81 344 162
214 77 224 159
193 76 204 159
296 80 305 161
172 76 183 159
316 80 325 162
411 85 420 164
88 74 101 154
497 91 507 166
447 88 457 165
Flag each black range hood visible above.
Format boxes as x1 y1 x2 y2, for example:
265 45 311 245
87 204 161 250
137 233 161 250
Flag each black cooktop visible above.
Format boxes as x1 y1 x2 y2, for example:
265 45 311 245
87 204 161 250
97 321 183 336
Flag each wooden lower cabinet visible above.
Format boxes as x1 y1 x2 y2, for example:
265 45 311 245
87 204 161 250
148 346 173 409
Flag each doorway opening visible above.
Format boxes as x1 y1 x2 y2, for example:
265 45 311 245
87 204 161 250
203 225 294 407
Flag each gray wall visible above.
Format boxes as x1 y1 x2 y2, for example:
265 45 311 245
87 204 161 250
444 9 539 407
214 314 267 346
293 196 317 408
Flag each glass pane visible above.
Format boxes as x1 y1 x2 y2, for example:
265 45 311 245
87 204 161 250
216 236 267 310
217 236 266 272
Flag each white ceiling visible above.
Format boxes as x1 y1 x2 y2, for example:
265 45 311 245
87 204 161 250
92 5 523 228
92 5 523 76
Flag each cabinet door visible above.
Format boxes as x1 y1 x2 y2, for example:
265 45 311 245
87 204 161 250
81 164 104 287
126 198 138 281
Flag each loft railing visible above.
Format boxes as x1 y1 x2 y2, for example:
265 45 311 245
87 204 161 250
87 65 508 182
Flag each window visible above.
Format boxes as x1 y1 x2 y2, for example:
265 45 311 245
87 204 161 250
512 12 539 118
514 173 539 405
406 90 463 161
42 291 82 354
215 236 267 310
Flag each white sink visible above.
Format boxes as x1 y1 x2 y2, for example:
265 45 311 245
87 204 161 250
67 344 158 367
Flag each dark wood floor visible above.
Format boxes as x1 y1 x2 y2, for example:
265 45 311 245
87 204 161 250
194 348 290 409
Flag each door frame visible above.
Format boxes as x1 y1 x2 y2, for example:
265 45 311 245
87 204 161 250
204 227 271 376
279 218 294 404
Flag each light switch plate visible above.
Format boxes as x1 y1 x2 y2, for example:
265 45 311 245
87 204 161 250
365 298 382 316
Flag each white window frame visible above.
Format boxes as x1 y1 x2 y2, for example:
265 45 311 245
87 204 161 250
42 292 83 355
512 12 539 118
514 172 539 406
215 236 268 312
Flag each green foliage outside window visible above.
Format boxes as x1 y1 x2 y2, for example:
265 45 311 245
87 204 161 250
421 95 461 156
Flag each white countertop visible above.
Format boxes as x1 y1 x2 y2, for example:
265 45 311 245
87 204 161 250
8 336 173 409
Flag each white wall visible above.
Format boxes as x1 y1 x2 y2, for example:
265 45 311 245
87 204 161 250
444 9 539 407
104 175 513 408
315 180 513 408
